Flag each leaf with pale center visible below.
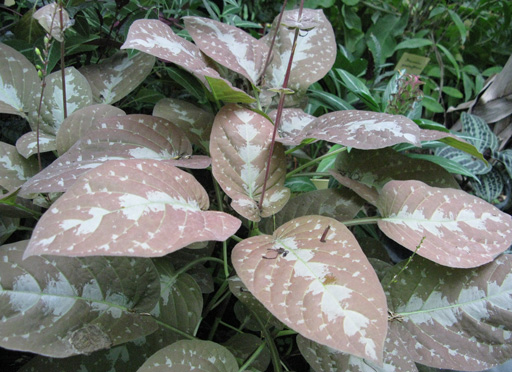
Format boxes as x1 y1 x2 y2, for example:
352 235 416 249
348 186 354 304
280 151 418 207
297 110 421 149
137 340 238 372
0 142 38 191
23 159 241 258
377 180 512 268
27 67 93 135
184 16 268 85
16 131 56 158
20 114 210 195
383 254 512 371
232 216 388 363
0 240 159 357
210 104 290 221
80 51 155 105
0 42 39 117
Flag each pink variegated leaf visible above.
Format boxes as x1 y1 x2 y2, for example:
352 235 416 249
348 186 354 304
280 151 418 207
298 111 421 149
16 131 56 158
269 108 316 146
80 51 155 105
232 216 388 363
0 42 39 117
20 115 210 195
184 16 269 85
153 98 213 151
33 3 73 42
0 142 38 191
27 67 93 135
23 159 241 258
377 180 512 268
56 104 126 155
330 171 379 206
264 9 336 94
210 104 290 221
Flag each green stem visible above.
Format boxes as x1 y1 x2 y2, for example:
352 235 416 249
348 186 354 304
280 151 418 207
174 256 225 278
342 217 381 227
155 319 197 340
238 342 266 372
286 172 330 178
286 147 347 178
203 279 229 316
251 310 282 372
231 235 244 243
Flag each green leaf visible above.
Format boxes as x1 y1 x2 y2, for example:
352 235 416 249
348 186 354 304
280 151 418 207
442 86 463 98
472 168 504 203
461 112 499 152
335 69 380 111
448 9 467 44
284 177 317 192
421 96 444 113
205 76 256 104
436 43 460 79
307 89 355 111
316 144 344 173
405 153 480 181
394 38 433 50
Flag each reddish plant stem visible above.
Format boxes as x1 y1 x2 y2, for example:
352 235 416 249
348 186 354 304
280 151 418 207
259 0 304 210
58 1 67 119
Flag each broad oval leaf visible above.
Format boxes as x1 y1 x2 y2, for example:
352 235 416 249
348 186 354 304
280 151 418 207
0 142 38 191
0 42 39 117
28 67 93 135
56 104 126 155
232 216 388 363
16 131 56 158
265 9 336 94
137 340 238 372
377 180 512 268
153 98 213 152
260 188 364 234
0 240 159 357
382 254 512 371
299 111 421 149
21 114 210 195
80 51 155 105
184 16 268 85
210 104 290 221
33 3 73 42
270 108 316 146
23 159 241 258
461 112 499 153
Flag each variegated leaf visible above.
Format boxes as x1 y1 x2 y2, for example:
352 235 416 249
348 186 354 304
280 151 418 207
210 104 290 221
0 142 38 191
16 131 56 158
0 189 40 218
334 148 460 189
21 114 210 195
472 167 504 203
329 172 379 205
120 19 221 86
299 111 421 149
28 67 93 135
184 16 268 85
23 159 241 258
137 340 238 372
153 98 213 152
56 104 126 155
264 9 336 94
259 188 364 234
461 112 499 153
435 145 491 175
383 254 512 371
33 3 73 42
269 108 316 146
0 240 159 357
232 216 388 363
0 42 39 117
80 51 155 105
297 326 418 372
377 180 512 268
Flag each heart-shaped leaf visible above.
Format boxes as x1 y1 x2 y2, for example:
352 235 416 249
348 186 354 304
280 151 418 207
0 142 38 191
184 16 268 85
21 114 210 195
210 104 290 221
382 254 512 371
80 51 155 105
0 42 39 117
23 159 241 258
232 216 388 363
265 9 336 93
56 104 126 155
377 180 512 268
16 131 56 158
153 98 213 152
137 340 238 372
0 240 160 357
28 67 93 135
